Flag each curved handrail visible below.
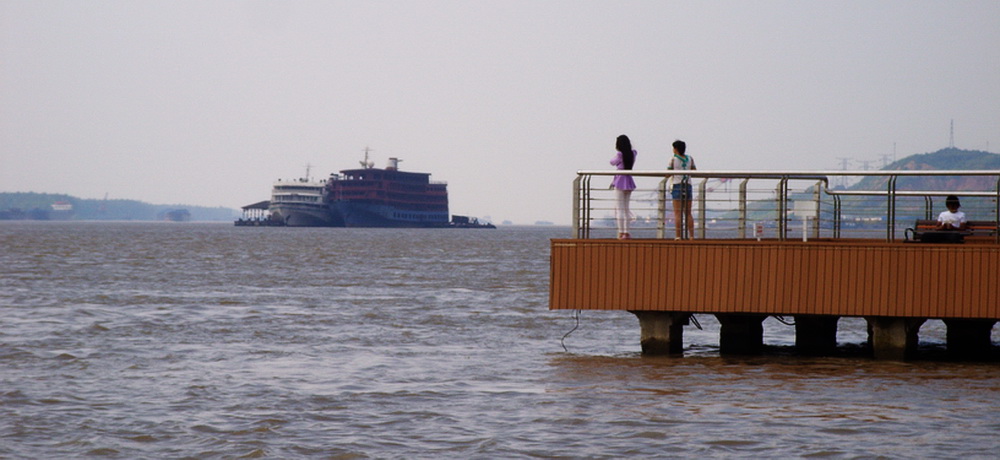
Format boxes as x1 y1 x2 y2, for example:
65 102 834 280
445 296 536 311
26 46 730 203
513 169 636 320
572 169 1000 242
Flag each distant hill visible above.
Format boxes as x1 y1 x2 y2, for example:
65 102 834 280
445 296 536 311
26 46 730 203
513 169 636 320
851 148 1000 192
830 148 1000 223
736 148 999 223
0 192 238 221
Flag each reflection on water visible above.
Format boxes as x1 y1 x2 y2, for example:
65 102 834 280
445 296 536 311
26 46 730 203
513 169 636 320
1 222 998 458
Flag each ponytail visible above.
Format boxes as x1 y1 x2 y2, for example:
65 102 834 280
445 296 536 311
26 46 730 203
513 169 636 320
616 135 634 170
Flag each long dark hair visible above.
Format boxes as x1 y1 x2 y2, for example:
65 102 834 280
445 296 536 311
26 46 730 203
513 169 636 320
616 135 634 170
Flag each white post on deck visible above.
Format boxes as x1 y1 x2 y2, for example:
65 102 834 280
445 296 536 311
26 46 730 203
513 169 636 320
794 199 817 242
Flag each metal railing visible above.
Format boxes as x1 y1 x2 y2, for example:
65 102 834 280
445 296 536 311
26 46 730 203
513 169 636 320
573 170 1000 243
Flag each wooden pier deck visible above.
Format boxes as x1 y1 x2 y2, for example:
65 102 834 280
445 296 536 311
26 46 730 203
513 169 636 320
550 238 1000 359
551 238 999 318
551 169 1000 359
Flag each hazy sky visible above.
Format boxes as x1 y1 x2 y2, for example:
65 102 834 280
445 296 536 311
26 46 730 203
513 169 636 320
3 1 998 224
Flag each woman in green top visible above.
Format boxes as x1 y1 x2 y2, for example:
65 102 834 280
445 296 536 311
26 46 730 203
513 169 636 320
667 140 696 240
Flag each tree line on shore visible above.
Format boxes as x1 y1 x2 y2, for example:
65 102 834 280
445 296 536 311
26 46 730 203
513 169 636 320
0 192 236 221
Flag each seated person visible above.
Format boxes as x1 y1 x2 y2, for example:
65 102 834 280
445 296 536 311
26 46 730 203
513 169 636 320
936 195 968 231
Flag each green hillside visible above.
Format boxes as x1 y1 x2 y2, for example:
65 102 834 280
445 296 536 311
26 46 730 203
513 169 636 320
726 148 998 224
851 148 1000 192
0 192 238 221
830 148 1000 223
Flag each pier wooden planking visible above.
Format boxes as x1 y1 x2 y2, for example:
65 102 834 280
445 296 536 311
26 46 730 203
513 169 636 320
550 238 1000 321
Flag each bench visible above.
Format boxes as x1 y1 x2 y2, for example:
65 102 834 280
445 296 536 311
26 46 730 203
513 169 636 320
905 219 999 243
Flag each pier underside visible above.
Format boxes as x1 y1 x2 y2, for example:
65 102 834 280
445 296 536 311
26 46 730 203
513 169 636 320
550 239 1000 359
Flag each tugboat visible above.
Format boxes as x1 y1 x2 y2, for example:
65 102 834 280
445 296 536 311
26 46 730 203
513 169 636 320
450 215 496 228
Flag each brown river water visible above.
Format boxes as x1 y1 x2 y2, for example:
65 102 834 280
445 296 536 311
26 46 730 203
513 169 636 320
1 222 998 458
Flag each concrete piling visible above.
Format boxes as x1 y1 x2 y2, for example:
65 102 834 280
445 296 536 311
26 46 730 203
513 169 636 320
631 311 689 355
626 311 995 360
795 315 840 356
944 319 998 359
867 317 926 360
716 314 767 355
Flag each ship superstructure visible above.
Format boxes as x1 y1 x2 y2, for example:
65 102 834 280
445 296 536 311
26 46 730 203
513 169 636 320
269 166 343 227
327 156 449 227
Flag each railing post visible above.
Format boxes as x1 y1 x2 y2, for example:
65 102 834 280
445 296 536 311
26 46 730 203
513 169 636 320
739 179 749 238
775 181 782 240
777 177 789 241
885 174 896 243
812 180 822 239
572 175 582 238
833 195 841 239
995 176 1000 244
657 178 668 239
583 174 593 239
697 179 707 239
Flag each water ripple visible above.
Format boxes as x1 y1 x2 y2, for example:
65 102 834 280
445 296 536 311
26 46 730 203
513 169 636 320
1 223 999 458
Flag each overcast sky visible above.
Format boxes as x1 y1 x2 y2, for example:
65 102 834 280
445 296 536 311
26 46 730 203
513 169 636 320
2 1 998 224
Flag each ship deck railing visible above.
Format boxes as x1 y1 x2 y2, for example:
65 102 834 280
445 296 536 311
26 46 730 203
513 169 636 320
571 169 1000 243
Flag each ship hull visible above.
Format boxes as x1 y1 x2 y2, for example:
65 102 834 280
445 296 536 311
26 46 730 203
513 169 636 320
269 201 455 228
332 201 449 228
270 203 344 227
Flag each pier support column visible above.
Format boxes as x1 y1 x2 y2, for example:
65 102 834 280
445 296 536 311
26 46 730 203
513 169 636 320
866 317 925 360
716 314 767 355
944 319 997 360
630 311 690 355
794 315 840 356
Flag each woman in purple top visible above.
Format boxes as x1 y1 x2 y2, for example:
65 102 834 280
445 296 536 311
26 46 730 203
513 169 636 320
610 134 637 239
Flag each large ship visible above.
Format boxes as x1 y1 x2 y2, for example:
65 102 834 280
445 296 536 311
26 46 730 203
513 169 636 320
261 152 493 228
328 156 449 227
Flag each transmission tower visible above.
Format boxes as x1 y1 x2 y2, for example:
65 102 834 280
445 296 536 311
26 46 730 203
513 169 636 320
835 157 852 188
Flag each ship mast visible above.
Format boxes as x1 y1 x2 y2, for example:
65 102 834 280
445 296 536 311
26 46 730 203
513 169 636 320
360 146 375 169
